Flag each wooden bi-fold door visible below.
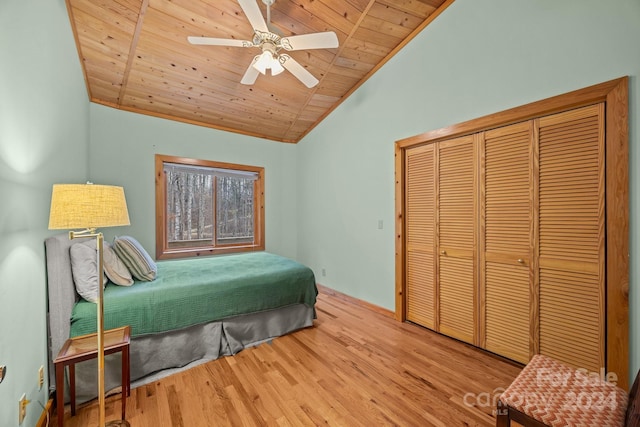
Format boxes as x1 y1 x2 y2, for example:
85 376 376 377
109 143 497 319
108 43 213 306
404 134 477 344
436 135 477 345
405 144 436 329
480 121 534 364
536 104 605 372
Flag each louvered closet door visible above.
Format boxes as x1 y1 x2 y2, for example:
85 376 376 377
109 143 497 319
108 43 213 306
437 135 476 344
482 122 533 364
405 144 436 328
537 104 605 372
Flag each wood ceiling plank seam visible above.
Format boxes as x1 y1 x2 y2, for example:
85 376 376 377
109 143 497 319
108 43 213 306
282 0 378 140
375 0 437 18
134 37 257 84
122 97 296 140
359 14 416 40
143 4 254 47
72 11 134 56
294 0 452 142
71 0 138 33
268 10 348 41
123 80 302 124
112 98 298 142
81 58 127 81
343 0 373 13
337 49 386 71
317 0 368 27
123 78 304 122
135 39 257 79
121 94 294 129
343 37 391 57
151 0 252 39
119 0 150 105
125 65 308 116
354 26 404 47
281 0 359 34
367 2 427 27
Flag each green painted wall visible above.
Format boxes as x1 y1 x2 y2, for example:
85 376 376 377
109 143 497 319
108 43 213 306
296 0 640 383
88 105 298 259
0 0 90 425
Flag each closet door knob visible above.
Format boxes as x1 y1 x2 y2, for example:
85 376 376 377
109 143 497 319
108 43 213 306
517 258 524 264
440 250 446 255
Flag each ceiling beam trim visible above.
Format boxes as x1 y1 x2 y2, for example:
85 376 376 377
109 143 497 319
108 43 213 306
118 0 151 105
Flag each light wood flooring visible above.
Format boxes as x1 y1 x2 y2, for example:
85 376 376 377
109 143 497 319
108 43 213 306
54 287 523 426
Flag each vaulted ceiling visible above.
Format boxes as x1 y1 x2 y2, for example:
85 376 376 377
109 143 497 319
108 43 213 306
66 0 450 143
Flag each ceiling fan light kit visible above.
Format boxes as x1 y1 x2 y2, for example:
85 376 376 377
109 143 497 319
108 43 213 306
188 0 338 88
253 43 284 76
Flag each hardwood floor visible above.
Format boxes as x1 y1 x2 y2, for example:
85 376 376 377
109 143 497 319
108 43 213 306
54 288 523 426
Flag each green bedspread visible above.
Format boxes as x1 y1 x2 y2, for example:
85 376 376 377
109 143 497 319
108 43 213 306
70 251 317 337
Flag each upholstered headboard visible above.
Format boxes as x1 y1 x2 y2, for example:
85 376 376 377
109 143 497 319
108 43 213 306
44 233 79 391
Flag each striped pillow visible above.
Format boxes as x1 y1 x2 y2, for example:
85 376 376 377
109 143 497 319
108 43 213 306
113 236 157 281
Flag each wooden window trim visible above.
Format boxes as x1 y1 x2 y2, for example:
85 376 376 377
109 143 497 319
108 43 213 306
394 77 629 389
155 154 265 260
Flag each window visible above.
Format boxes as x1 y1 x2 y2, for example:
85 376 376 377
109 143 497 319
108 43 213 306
155 155 264 259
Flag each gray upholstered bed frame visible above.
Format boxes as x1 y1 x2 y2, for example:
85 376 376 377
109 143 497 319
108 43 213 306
45 234 314 403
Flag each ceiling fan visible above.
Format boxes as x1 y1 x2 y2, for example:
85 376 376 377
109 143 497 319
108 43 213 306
187 0 339 88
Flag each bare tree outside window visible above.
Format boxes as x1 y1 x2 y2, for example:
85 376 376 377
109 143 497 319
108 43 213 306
165 168 214 245
216 176 254 245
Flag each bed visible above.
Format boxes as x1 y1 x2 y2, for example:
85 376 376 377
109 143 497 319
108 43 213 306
45 233 317 404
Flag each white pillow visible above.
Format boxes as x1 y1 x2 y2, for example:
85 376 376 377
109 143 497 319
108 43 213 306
103 242 134 286
69 241 107 303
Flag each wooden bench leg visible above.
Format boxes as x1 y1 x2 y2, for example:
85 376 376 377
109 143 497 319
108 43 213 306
56 362 65 427
496 399 510 427
69 364 76 416
121 346 130 420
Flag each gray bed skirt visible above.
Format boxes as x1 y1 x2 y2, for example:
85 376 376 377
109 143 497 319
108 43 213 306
71 303 313 404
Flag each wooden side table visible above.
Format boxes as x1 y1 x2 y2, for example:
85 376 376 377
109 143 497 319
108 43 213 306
54 326 131 427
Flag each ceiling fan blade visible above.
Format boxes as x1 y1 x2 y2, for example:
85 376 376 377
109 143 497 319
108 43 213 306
241 57 260 85
280 55 319 88
280 31 339 51
237 0 269 33
188 36 253 47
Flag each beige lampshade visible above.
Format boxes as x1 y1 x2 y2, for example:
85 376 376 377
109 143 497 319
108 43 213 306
48 183 130 230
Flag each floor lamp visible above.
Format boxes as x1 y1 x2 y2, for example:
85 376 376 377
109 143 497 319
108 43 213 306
48 183 130 427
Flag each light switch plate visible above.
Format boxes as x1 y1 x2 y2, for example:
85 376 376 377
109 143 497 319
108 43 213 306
0 365 5 384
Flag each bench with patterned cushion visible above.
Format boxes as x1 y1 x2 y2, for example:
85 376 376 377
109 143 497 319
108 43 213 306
497 354 639 427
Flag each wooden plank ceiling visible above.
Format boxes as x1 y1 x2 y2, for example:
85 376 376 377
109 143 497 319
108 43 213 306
66 0 450 143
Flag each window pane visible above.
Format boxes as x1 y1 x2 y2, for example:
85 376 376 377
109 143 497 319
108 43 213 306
165 166 214 249
216 176 254 245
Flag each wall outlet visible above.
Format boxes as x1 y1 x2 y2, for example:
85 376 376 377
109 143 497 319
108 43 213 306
38 366 44 389
18 393 29 425
321 268 326 277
